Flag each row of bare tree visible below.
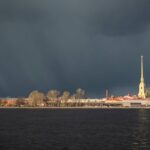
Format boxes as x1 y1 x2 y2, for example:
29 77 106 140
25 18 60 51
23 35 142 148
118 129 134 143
28 88 86 106
0 88 86 107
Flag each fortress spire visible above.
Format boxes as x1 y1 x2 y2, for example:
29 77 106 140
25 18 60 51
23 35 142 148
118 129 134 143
138 56 146 98
141 56 144 82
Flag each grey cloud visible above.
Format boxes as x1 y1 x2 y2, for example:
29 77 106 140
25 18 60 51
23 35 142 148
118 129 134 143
0 0 150 97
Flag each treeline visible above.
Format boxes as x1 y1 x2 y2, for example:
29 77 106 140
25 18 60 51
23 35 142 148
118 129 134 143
0 88 87 107
28 88 86 107
0 88 106 107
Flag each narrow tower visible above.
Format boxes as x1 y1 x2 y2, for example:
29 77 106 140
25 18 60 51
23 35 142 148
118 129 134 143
138 56 146 98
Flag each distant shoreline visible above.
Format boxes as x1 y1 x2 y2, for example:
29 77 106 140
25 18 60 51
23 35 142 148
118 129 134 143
0 106 150 109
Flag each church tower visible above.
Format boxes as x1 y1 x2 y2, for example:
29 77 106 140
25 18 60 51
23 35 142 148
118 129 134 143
138 56 146 98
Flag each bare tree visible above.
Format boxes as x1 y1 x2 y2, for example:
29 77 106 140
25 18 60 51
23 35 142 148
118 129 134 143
62 91 70 101
29 91 45 106
47 90 60 100
75 88 85 99
16 98 26 107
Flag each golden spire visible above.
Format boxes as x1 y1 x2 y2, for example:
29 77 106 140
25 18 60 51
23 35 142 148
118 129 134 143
138 55 146 98
141 55 144 82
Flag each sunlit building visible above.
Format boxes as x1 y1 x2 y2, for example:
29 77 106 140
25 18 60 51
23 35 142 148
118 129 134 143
104 56 150 107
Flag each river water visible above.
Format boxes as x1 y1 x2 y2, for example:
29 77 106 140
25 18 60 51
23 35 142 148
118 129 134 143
0 109 150 150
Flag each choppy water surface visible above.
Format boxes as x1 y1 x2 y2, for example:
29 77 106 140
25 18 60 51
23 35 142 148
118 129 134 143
0 109 150 150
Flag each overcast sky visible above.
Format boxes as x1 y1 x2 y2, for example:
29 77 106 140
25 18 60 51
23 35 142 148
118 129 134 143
0 0 150 97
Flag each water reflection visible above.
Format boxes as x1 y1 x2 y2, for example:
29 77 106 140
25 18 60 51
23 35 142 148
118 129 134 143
132 109 150 150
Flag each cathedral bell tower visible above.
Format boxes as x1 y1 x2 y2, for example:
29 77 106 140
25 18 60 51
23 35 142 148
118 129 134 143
138 56 146 98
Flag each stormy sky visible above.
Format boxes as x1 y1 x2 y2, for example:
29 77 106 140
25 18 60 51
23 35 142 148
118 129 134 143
0 0 150 97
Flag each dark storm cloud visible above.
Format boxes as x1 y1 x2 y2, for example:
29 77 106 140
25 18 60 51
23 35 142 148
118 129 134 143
0 0 150 97
96 0 150 35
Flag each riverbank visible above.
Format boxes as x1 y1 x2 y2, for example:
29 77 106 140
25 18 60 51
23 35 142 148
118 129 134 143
0 106 150 109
